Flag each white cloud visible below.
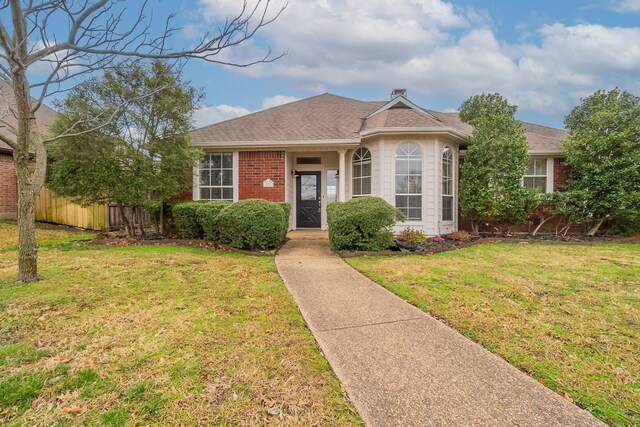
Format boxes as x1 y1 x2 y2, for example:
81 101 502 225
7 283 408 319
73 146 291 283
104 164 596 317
196 0 640 116
260 94 300 110
193 94 299 127
611 0 640 12
193 104 250 127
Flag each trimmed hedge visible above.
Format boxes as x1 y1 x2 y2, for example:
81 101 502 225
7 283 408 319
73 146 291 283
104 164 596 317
172 201 207 238
327 197 404 251
216 199 289 250
198 201 232 240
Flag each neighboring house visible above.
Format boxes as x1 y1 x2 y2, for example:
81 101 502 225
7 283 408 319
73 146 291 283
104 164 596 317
190 90 570 234
0 81 57 219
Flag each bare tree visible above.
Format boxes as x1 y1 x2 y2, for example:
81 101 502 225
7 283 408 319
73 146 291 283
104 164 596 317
0 0 285 282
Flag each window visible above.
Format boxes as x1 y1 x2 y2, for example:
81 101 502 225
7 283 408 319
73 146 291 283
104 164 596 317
524 158 548 192
395 143 422 220
442 147 454 221
327 170 338 203
352 147 372 196
297 157 321 165
200 152 234 201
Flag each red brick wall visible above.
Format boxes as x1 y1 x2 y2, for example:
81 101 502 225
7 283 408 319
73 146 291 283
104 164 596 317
553 157 571 191
238 151 285 202
0 153 17 219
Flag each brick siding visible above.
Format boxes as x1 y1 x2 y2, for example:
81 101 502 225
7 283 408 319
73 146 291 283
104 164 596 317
0 153 17 219
238 151 285 202
553 157 571 191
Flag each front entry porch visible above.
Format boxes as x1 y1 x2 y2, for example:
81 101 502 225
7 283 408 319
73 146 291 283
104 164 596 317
285 149 350 230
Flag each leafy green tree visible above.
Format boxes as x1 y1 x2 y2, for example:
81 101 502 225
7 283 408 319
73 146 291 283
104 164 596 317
47 61 202 235
563 89 640 236
458 93 534 234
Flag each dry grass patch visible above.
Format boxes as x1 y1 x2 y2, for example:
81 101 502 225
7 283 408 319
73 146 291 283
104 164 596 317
347 242 640 426
0 240 360 425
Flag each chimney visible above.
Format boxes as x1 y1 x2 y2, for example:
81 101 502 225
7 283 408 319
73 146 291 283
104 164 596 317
390 88 407 99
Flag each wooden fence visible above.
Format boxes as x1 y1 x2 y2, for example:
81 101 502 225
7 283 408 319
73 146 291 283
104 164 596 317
36 187 108 230
35 187 151 231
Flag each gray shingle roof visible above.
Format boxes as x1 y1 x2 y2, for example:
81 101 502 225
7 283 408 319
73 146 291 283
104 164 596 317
190 93 568 154
0 80 57 154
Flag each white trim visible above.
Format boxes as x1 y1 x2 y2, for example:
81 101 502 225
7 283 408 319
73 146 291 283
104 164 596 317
193 139 361 149
528 150 564 155
360 126 468 141
378 140 385 197
338 149 347 202
546 157 554 193
192 165 199 200
232 151 239 202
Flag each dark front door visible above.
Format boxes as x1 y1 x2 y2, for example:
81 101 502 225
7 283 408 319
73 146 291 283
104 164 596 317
296 172 321 228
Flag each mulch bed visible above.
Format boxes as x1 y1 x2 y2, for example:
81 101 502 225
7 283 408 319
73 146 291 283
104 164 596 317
341 234 639 258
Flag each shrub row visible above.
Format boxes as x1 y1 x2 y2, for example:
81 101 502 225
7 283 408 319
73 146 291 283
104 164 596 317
171 199 291 250
327 196 404 251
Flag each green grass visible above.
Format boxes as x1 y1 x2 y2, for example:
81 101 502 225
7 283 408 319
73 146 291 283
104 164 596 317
0 220 95 252
347 242 640 426
0 223 360 426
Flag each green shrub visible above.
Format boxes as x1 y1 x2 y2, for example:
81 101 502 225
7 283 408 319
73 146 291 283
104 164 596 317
171 201 206 238
397 227 427 243
216 199 288 250
327 197 404 251
197 201 232 240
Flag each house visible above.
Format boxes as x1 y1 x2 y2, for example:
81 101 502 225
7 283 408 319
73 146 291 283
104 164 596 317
190 90 570 234
0 81 57 219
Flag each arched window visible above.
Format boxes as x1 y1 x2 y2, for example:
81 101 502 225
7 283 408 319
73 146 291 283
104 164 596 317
395 143 422 220
442 147 454 221
352 147 372 197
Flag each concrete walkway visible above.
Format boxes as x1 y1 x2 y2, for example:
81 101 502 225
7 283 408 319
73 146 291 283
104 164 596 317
275 230 604 427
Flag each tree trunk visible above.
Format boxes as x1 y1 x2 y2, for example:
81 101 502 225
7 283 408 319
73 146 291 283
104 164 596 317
158 203 164 235
532 215 555 237
118 205 132 236
470 220 480 235
12 66 47 282
587 217 606 237
560 219 573 237
138 208 145 236
15 155 38 282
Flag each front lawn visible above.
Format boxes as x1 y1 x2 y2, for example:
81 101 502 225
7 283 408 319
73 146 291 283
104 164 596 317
347 242 640 426
0 221 94 252
0 226 360 425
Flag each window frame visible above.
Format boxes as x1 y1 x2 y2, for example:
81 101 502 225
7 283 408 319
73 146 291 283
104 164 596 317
441 146 454 222
352 147 372 197
199 152 234 201
523 158 550 193
395 142 422 221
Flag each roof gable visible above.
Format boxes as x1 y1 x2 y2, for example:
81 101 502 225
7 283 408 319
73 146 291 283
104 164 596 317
365 95 439 122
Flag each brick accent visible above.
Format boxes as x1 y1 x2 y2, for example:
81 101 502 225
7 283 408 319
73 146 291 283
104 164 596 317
553 157 571 191
0 153 17 219
238 151 285 202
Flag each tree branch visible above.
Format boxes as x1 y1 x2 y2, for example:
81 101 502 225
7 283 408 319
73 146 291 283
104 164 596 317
43 82 170 144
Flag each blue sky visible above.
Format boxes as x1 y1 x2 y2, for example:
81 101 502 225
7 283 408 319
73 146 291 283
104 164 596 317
20 0 640 130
